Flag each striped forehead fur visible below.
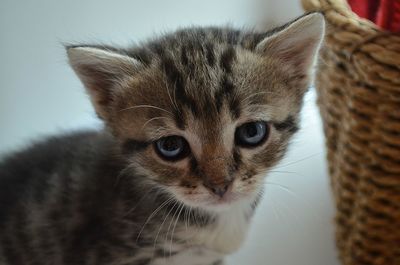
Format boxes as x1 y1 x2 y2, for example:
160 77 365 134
132 27 248 123
72 27 273 121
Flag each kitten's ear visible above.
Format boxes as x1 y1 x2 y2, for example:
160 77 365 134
256 13 325 74
67 46 141 119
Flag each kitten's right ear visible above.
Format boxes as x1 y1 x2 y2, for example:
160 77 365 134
67 46 142 119
255 13 325 77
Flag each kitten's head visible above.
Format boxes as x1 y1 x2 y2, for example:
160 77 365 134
67 13 324 212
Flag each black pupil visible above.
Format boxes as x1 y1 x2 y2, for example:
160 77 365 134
163 138 180 151
245 124 258 137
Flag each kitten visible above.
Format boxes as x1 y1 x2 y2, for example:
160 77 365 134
0 13 324 265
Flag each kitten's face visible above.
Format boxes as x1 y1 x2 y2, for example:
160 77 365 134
113 50 302 211
68 13 324 212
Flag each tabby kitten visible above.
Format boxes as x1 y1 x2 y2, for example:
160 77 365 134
0 13 324 265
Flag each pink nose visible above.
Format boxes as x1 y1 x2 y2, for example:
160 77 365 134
203 180 232 198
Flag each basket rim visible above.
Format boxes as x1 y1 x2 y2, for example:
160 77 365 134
302 0 400 72
301 0 383 34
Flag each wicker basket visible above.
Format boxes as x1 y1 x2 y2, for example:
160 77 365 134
301 0 400 264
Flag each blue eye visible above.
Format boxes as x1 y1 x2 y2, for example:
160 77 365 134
235 121 269 147
155 136 189 160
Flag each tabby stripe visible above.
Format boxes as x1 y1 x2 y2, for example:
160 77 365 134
205 42 216 67
122 139 150 154
229 96 241 120
149 42 165 57
226 29 241 45
173 110 186 130
273 116 298 133
189 156 200 176
219 46 236 73
197 28 206 40
133 47 152 65
220 75 234 95
215 75 240 119
180 46 189 67
233 148 242 171
250 192 263 213
162 57 199 117
214 88 224 113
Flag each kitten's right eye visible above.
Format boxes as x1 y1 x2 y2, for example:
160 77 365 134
154 136 190 161
235 121 269 148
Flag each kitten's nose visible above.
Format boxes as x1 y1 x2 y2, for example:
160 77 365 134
204 180 232 198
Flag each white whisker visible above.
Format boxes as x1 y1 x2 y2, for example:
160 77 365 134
169 203 184 257
166 82 181 115
150 199 175 261
163 200 180 260
184 206 189 231
264 180 320 221
241 91 276 103
267 194 284 223
274 152 322 169
119 104 173 116
136 197 174 243
141 116 170 131
122 186 156 218
113 164 133 188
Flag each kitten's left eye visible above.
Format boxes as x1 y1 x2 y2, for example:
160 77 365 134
235 121 269 147
154 136 190 161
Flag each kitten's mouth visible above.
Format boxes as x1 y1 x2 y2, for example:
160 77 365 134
173 181 254 210
212 193 238 204
206 188 243 207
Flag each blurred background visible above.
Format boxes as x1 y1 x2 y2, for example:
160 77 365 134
0 0 339 264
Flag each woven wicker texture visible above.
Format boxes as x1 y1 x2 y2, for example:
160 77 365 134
301 0 400 264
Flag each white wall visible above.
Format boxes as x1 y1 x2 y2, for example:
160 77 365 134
0 1 339 265
256 0 304 27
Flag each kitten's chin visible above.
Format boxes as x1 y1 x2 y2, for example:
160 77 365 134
203 197 246 212
174 190 259 213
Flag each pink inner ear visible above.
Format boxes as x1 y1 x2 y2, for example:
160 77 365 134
256 14 324 76
76 66 115 108
278 39 316 69
68 47 143 111
257 34 321 76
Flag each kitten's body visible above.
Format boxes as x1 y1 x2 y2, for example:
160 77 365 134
0 14 324 265
0 131 245 265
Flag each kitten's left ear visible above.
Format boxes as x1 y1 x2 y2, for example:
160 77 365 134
67 46 142 119
256 13 325 74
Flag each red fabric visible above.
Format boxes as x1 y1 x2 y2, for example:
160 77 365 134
376 0 400 32
348 0 400 32
368 0 381 22
348 0 380 21
348 0 370 18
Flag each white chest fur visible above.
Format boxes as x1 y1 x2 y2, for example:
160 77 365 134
192 202 253 254
152 205 251 265
150 201 253 265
